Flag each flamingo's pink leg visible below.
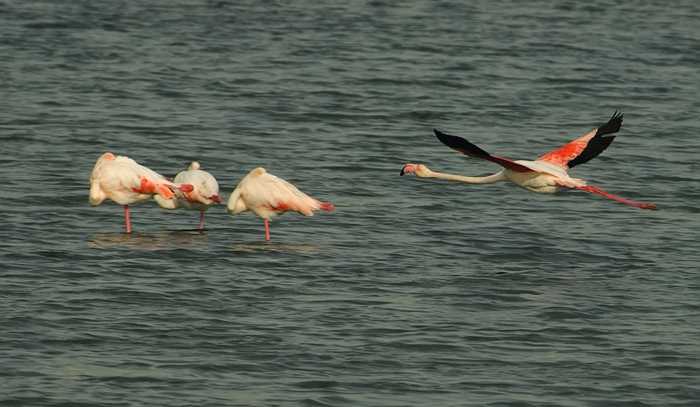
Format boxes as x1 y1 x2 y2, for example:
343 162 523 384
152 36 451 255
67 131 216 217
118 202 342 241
199 212 205 230
124 205 131 233
572 185 659 210
264 219 270 241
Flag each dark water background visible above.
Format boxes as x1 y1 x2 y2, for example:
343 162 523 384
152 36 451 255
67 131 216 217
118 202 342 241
2 1 700 406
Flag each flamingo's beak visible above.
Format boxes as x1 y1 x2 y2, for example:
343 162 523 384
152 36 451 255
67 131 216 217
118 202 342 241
400 164 417 176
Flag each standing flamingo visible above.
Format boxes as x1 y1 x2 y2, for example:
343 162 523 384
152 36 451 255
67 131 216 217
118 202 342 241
155 162 222 230
400 112 659 210
89 152 195 233
227 167 334 241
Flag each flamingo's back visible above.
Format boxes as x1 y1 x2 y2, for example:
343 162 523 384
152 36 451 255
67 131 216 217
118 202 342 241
227 167 333 220
175 165 220 206
90 153 188 206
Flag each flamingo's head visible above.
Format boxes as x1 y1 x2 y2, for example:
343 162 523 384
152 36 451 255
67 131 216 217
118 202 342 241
400 163 428 176
178 184 195 193
96 152 117 164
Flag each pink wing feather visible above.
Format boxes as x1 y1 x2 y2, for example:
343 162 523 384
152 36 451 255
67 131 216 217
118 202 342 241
537 111 623 169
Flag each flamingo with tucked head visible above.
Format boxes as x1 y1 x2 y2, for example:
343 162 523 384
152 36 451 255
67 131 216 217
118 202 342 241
155 161 222 230
89 152 194 233
401 112 659 210
227 167 334 241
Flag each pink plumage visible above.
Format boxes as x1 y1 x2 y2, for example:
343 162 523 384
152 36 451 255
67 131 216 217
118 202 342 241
227 167 334 241
155 161 222 230
89 152 194 233
401 112 659 210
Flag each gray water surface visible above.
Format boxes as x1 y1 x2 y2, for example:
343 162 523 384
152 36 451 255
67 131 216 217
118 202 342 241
2 1 700 406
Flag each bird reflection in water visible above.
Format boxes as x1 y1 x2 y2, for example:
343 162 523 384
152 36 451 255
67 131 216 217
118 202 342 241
87 231 327 254
232 242 327 254
87 230 210 250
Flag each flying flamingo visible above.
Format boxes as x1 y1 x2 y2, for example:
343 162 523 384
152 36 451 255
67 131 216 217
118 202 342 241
400 112 659 210
227 167 334 241
89 152 195 233
155 162 222 230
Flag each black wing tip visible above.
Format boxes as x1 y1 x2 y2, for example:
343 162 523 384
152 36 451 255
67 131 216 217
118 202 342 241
567 112 623 168
434 128 449 139
609 110 624 126
433 128 461 147
433 128 457 145
597 111 624 138
432 128 493 158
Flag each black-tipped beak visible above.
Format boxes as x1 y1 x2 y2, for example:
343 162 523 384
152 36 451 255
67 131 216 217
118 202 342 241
399 168 407 176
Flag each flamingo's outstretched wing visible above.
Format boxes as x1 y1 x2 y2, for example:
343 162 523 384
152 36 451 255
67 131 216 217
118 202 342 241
537 111 623 169
434 129 534 173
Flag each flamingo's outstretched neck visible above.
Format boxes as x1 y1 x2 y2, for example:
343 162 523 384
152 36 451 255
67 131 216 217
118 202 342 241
573 185 660 210
401 164 508 184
